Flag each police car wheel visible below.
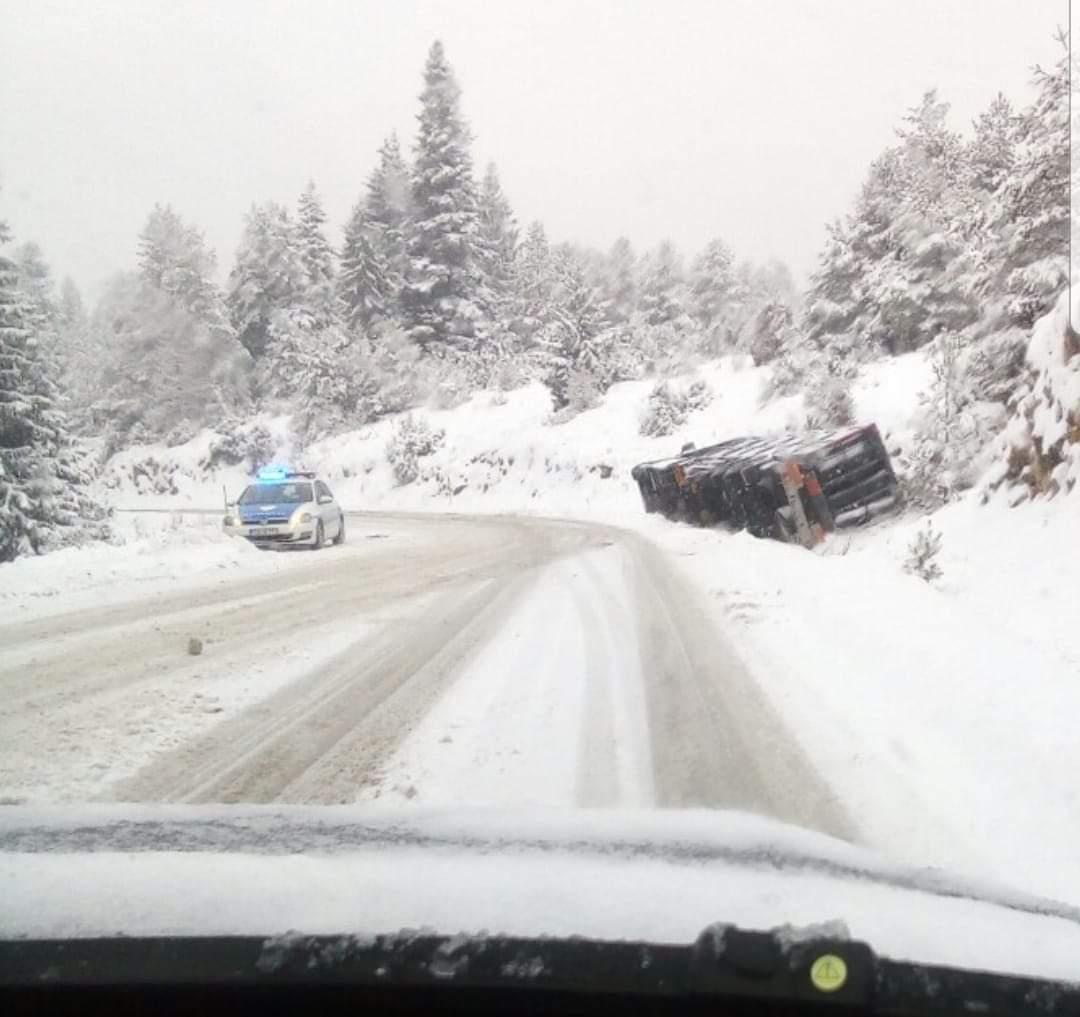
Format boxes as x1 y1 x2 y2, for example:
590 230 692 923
312 521 325 550
332 515 346 545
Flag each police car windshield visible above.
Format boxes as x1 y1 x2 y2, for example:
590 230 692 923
238 482 312 505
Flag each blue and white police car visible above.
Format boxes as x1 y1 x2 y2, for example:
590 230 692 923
223 466 345 549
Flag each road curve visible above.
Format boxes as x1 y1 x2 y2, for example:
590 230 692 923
0 512 854 842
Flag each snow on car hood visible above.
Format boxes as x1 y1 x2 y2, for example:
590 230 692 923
2 805 1079 983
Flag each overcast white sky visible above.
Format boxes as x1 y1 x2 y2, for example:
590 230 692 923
1 0 1068 299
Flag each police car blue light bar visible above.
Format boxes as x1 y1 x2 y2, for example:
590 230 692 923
255 465 291 484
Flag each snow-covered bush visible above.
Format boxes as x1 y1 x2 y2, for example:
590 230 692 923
903 333 994 508
640 381 688 437
108 455 181 497
165 420 200 448
684 378 713 412
804 374 854 429
201 422 276 474
385 414 446 486
904 522 944 582
639 377 714 437
565 369 601 414
968 326 1028 404
994 291 1080 498
749 302 794 366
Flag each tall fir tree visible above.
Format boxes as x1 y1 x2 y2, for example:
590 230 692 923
638 241 686 327
477 162 519 298
227 201 307 359
338 200 393 332
987 36 1069 327
296 181 336 322
689 238 736 347
509 220 557 344
139 205 232 337
84 206 253 440
1 226 104 560
968 92 1018 196
602 237 638 324
542 250 610 409
365 133 412 296
400 41 490 353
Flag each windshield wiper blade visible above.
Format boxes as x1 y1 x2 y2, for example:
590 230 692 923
2 924 1078 1016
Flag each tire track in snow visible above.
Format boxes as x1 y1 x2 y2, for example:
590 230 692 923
571 546 656 808
626 531 856 841
112 573 537 804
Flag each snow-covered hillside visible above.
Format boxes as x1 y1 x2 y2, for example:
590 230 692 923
94 352 933 519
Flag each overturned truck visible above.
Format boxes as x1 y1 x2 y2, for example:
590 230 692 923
631 423 899 547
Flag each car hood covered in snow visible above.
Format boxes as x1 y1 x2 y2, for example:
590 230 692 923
2 805 1079 983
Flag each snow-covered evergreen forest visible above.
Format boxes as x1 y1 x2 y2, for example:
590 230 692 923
1 36 1075 563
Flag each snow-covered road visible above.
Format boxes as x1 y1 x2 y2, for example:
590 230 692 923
0 512 851 839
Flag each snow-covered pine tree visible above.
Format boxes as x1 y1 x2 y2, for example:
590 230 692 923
339 200 393 332
296 181 336 323
139 205 233 339
903 331 988 506
58 276 84 329
508 220 556 351
638 241 686 328
400 41 490 354
986 35 1069 329
968 92 1018 197
602 237 638 324
53 276 95 427
227 201 307 359
749 301 795 366
477 162 519 301
13 242 63 384
689 237 735 350
803 218 865 360
365 133 412 306
1 227 105 561
542 250 610 410
85 207 251 443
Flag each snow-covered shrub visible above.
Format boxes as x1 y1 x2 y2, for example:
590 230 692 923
684 378 713 412
749 302 794 366
117 455 181 497
968 326 1029 404
385 414 446 486
202 422 276 475
640 381 688 437
164 420 200 448
761 347 806 401
638 377 714 437
903 522 943 582
993 291 1080 498
804 374 854 429
567 369 601 412
903 333 993 508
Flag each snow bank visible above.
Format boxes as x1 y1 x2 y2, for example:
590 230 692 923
642 488 1080 906
0 512 305 621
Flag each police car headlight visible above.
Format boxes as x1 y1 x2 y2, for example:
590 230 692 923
298 512 313 524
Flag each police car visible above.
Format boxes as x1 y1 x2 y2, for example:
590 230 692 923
223 466 345 549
